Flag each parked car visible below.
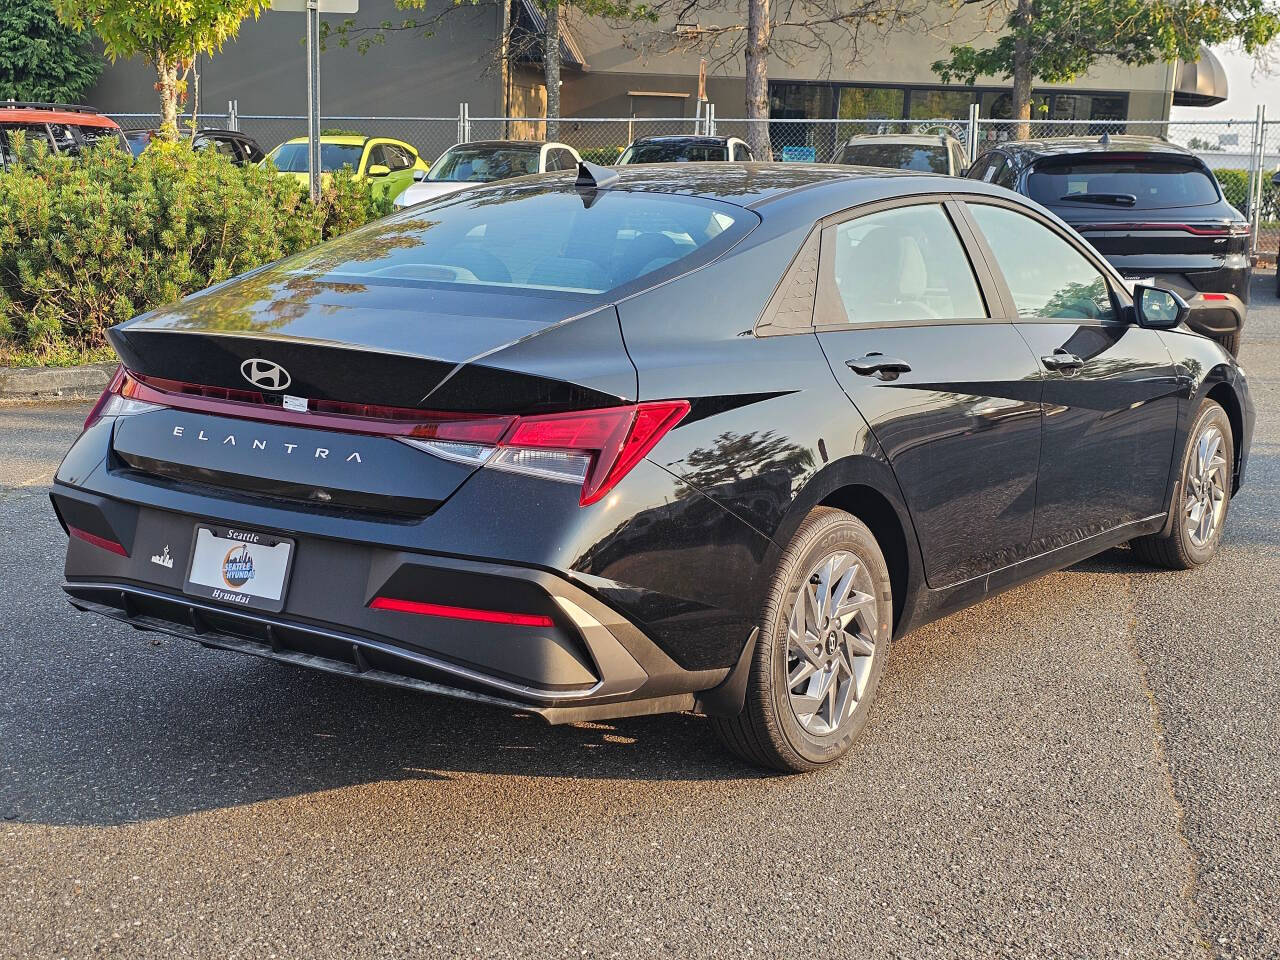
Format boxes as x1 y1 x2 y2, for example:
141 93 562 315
393 139 581 209
264 134 428 202
1 101 127 167
125 127 265 165
1272 170 1280 298
839 133 968 175
617 135 753 164
968 135 1251 355
55 163 1253 772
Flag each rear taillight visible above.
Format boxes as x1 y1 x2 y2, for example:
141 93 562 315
83 366 167 430
1076 221 1251 237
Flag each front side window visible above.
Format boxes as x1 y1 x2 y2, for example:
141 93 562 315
968 203 1117 321
293 187 753 296
1026 157 1221 210
820 203 987 325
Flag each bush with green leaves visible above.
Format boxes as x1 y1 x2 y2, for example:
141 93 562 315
0 137 390 362
1213 167 1279 220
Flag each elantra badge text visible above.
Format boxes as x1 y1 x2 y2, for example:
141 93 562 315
171 425 363 463
240 358 291 391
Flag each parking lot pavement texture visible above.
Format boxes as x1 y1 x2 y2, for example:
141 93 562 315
1 275 1276 959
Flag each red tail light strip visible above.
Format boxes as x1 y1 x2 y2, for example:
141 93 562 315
67 524 129 557
369 596 554 627
1075 222 1250 237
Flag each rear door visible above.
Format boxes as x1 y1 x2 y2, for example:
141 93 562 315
813 197 1044 589
960 199 1180 550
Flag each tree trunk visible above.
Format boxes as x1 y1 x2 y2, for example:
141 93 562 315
543 0 560 141
155 52 180 140
1010 0 1033 140
744 0 772 158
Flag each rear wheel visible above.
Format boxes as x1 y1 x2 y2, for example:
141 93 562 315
1131 399 1233 569
714 507 893 773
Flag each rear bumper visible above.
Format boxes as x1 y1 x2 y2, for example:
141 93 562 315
1118 268 1249 335
52 482 734 723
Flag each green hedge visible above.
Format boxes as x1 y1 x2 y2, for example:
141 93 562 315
0 137 390 362
1213 166 1278 220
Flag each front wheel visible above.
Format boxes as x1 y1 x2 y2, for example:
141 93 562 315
1131 399 1233 569
714 507 893 773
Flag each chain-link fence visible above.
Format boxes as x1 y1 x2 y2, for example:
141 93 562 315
106 106 1280 261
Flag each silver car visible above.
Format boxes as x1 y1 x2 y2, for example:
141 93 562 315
392 139 582 208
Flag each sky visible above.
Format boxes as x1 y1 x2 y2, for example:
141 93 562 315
1170 44 1280 121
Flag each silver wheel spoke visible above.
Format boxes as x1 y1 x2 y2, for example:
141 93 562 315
784 547 881 736
1184 424 1229 549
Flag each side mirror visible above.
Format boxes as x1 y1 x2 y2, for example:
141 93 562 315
413 168 428 182
366 163 391 178
1133 284 1188 330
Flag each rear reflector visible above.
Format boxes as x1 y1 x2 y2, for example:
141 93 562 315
369 596 554 628
1200 293 1230 301
67 524 128 557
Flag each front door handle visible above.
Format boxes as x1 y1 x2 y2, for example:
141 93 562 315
1041 350 1084 372
846 353 912 381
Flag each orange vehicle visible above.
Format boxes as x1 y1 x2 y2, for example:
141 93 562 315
1 101 128 167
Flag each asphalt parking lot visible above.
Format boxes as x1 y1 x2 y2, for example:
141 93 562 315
2 275 1277 960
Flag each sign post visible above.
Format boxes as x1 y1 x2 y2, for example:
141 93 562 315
270 0 359 202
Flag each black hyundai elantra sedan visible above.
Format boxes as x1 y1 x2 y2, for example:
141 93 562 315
53 162 1255 772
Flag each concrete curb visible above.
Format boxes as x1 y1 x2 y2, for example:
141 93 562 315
0 362 117 402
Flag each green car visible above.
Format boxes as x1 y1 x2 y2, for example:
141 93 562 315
264 134 429 202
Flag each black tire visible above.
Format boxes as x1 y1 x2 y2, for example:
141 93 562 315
714 507 893 773
1215 328 1242 357
1131 399 1233 570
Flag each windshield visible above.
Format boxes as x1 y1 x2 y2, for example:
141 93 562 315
840 143 948 172
1027 157 1221 209
619 142 728 164
268 142 365 173
291 186 753 296
429 146 541 182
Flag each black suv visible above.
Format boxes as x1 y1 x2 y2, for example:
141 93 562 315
125 127 265 165
969 136 1250 354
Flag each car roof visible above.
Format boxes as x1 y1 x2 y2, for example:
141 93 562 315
631 136 734 146
844 133 958 146
126 127 256 140
542 161 995 209
282 135 369 146
0 101 119 129
450 139 549 149
986 135 1194 158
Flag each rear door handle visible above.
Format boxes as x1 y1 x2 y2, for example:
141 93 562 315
1041 351 1084 372
846 353 912 381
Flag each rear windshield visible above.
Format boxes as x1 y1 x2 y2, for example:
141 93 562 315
429 146 540 182
840 143 948 172
620 142 728 163
268 142 364 173
295 186 753 295
1027 157 1221 209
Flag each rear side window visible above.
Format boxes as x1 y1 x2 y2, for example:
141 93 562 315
840 143 948 173
1027 157 1221 209
968 203 1116 321
820 204 987 325
620 142 728 163
76 125 124 151
302 187 753 295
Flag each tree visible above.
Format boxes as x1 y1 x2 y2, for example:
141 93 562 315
660 0 928 158
323 0 656 136
53 0 270 139
0 0 103 103
933 0 1280 140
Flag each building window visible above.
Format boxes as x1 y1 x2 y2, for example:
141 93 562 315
907 88 974 120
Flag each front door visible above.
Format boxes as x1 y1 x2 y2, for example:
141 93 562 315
962 200 1180 551
813 199 1045 589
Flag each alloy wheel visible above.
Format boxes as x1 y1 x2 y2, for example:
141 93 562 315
785 550 880 736
1185 423 1229 549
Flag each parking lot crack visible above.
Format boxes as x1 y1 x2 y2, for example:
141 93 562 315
1120 572 1213 959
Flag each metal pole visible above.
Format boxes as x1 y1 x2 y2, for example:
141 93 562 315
1253 106 1267 257
228 99 239 132
306 0 321 203
967 101 980 166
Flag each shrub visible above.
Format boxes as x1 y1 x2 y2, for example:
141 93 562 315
579 146 625 166
0 136 390 361
1212 166 1279 220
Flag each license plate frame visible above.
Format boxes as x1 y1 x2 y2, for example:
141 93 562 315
183 524 295 613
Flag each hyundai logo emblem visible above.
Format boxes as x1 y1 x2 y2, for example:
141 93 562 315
240 358 291 391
